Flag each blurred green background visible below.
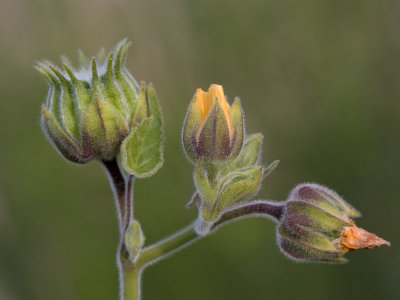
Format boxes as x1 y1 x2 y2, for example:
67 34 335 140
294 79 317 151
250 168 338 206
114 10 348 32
0 0 399 299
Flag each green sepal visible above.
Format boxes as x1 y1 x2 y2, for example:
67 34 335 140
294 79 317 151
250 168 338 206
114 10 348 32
317 188 361 218
41 106 87 163
114 40 138 110
125 220 145 262
229 97 244 159
214 100 231 160
262 160 280 179
81 98 129 160
36 63 64 125
278 234 347 263
197 101 230 161
215 166 263 215
194 163 218 214
278 222 339 253
286 201 352 233
217 134 263 180
182 96 202 163
63 64 91 112
103 53 130 120
49 65 80 139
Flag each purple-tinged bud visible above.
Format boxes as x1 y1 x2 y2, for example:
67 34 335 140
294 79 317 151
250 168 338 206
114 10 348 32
182 84 244 164
36 39 162 163
277 183 390 263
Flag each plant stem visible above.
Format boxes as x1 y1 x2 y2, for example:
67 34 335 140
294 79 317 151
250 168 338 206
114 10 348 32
120 258 141 300
102 160 138 299
121 224 199 300
103 160 127 231
137 223 199 268
103 160 285 300
213 200 284 229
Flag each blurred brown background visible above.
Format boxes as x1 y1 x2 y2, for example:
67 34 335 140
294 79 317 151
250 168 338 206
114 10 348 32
0 0 399 299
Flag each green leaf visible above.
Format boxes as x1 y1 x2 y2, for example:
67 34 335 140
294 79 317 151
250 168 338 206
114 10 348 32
121 116 164 178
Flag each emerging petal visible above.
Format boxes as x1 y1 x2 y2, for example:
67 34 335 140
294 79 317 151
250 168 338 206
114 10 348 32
196 84 232 139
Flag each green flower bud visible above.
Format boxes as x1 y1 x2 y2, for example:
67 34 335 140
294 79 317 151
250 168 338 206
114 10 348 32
182 84 244 164
125 220 145 262
194 134 279 234
277 183 390 263
36 39 152 163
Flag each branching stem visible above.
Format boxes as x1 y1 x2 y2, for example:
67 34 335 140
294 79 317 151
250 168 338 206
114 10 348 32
102 160 284 300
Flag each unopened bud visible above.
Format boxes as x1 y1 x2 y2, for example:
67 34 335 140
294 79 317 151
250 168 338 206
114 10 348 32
125 220 145 262
182 84 244 164
194 134 278 234
37 39 160 163
277 183 390 263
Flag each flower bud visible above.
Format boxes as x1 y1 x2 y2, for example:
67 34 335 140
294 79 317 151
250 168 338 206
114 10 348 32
194 134 279 235
182 84 244 164
37 39 153 163
125 220 145 262
277 183 390 263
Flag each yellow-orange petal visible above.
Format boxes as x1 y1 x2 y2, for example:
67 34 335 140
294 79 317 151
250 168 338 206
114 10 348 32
196 87 215 123
341 220 390 253
196 84 233 139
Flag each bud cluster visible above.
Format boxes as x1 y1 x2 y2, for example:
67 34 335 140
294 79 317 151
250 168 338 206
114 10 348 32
182 85 278 234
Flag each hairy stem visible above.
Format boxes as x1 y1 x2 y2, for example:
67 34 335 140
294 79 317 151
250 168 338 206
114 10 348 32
102 160 138 300
124 175 135 230
137 223 199 268
103 161 284 300
213 200 285 229
103 160 127 231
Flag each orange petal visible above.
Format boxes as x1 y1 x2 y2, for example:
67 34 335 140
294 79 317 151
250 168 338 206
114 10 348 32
196 84 233 139
341 220 391 253
196 88 215 123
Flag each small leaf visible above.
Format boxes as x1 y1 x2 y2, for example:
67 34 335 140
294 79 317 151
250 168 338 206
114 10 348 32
125 220 145 262
121 116 163 178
